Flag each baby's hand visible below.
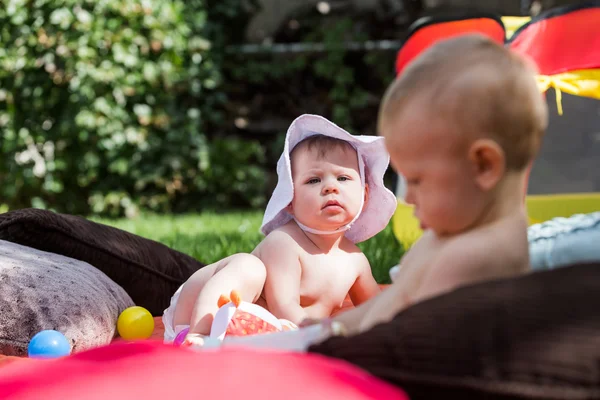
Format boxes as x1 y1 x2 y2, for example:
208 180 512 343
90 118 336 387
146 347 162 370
182 333 206 348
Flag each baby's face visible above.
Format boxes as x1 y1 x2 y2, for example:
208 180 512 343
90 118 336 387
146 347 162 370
289 144 364 232
382 106 488 236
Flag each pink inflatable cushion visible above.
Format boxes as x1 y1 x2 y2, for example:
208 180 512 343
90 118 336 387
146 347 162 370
0 341 408 400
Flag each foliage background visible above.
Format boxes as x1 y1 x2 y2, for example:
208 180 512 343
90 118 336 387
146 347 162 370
0 0 398 217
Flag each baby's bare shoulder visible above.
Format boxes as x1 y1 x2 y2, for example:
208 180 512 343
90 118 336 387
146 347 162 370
253 229 301 258
339 238 370 262
438 219 529 276
261 229 300 247
462 216 526 252
339 237 366 255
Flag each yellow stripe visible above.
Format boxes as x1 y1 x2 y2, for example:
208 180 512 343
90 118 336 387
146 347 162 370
537 69 600 115
526 193 600 224
501 16 531 39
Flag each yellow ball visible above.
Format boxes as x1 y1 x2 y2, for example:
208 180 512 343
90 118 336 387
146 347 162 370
117 306 154 340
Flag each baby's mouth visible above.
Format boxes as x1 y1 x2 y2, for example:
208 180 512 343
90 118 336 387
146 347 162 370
323 200 343 210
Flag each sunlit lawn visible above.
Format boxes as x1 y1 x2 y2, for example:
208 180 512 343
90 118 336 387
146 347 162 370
93 211 405 284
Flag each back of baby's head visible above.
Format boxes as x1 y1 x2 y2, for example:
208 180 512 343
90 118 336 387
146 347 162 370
379 34 548 171
290 134 355 160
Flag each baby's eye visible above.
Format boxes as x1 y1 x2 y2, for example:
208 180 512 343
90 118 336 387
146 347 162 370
306 178 320 184
337 176 350 182
407 178 421 185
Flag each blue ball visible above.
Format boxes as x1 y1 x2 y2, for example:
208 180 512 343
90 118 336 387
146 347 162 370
28 330 71 359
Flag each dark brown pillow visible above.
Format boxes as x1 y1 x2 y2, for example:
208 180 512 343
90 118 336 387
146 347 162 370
309 263 600 400
0 208 205 316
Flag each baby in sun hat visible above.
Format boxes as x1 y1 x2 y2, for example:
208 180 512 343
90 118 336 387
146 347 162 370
162 114 397 346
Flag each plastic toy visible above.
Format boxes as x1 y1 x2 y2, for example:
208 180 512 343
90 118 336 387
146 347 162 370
117 306 155 340
173 290 297 347
28 330 71 359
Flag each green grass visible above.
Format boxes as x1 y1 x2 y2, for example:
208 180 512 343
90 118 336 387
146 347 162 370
92 211 404 284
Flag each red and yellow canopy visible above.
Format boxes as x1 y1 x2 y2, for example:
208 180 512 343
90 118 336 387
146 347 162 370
508 3 600 114
395 3 600 115
395 14 506 76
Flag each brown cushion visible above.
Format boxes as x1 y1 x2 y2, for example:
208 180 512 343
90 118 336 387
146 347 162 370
0 240 134 356
309 263 600 400
0 209 205 315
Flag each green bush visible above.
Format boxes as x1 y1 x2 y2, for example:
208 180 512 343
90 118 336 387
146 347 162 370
0 0 266 216
0 1 398 217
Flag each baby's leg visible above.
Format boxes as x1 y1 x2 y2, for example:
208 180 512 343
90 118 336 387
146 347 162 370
173 253 267 337
171 260 222 330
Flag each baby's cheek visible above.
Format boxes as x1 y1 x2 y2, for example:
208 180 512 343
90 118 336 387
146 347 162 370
435 198 461 224
434 204 451 225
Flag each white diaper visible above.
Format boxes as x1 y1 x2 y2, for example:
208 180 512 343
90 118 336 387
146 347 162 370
162 284 188 343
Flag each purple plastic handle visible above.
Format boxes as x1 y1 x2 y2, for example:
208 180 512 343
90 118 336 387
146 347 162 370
173 327 190 346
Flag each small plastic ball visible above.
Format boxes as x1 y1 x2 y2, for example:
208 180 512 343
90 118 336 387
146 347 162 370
117 306 154 340
28 330 71 359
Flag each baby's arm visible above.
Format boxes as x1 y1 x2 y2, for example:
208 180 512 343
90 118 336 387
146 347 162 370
344 238 514 334
327 250 414 334
328 297 376 335
348 254 381 306
333 275 408 335
259 233 308 324
348 240 493 334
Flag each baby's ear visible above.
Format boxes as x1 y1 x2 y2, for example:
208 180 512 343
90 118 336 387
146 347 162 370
362 183 369 209
468 139 505 191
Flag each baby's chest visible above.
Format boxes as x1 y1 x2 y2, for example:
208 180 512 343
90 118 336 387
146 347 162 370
298 255 358 302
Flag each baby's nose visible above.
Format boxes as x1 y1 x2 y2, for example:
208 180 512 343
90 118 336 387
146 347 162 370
322 181 339 194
